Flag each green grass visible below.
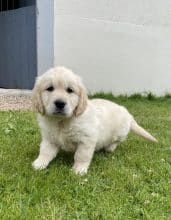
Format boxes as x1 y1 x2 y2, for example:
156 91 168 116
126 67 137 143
0 94 171 219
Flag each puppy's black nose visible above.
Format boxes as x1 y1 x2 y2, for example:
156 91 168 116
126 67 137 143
54 100 66 110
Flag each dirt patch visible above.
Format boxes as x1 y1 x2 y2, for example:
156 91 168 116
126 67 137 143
0 90 32 110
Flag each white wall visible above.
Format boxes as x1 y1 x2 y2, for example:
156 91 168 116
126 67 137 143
54 0 171 95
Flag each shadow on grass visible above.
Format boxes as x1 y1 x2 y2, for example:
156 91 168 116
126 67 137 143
53 151 74 167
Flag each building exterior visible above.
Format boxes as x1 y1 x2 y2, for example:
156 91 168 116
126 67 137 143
0 0 36 89
0 0 171 95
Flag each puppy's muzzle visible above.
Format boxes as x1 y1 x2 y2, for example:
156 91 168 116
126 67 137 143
54 100 66 114
54 99 66 115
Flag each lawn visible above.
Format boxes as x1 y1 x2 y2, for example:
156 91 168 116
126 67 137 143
0 94 171 219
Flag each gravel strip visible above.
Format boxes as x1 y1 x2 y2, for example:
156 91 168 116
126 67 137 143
0 89 32 110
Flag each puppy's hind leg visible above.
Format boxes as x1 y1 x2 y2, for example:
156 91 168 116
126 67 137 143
32 140 59 170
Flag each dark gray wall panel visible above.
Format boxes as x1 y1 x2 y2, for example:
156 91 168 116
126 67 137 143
0 5 37 89
19 0 35 7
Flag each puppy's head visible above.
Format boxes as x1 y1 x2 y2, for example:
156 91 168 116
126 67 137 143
32 67 87 118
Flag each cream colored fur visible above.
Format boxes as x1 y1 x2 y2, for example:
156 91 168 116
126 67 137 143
32 67 157 175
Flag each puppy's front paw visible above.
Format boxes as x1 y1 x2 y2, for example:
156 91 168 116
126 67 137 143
72 162 89 175
32 157 49 170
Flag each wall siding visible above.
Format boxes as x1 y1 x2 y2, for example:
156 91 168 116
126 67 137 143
0 6 37 89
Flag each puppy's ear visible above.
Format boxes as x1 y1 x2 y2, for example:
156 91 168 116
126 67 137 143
75 80 88 117
32 79 45 115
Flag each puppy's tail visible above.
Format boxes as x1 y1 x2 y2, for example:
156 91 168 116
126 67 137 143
130 119 158 142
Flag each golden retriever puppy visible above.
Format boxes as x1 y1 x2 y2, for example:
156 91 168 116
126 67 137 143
32 67 157 175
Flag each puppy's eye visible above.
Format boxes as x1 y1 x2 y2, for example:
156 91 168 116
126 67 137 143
67 87 74 93
46 86 54 92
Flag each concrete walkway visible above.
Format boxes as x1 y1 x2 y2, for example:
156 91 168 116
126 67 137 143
0 88 32 97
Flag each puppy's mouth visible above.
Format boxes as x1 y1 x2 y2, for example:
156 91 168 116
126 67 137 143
52 110 67 116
